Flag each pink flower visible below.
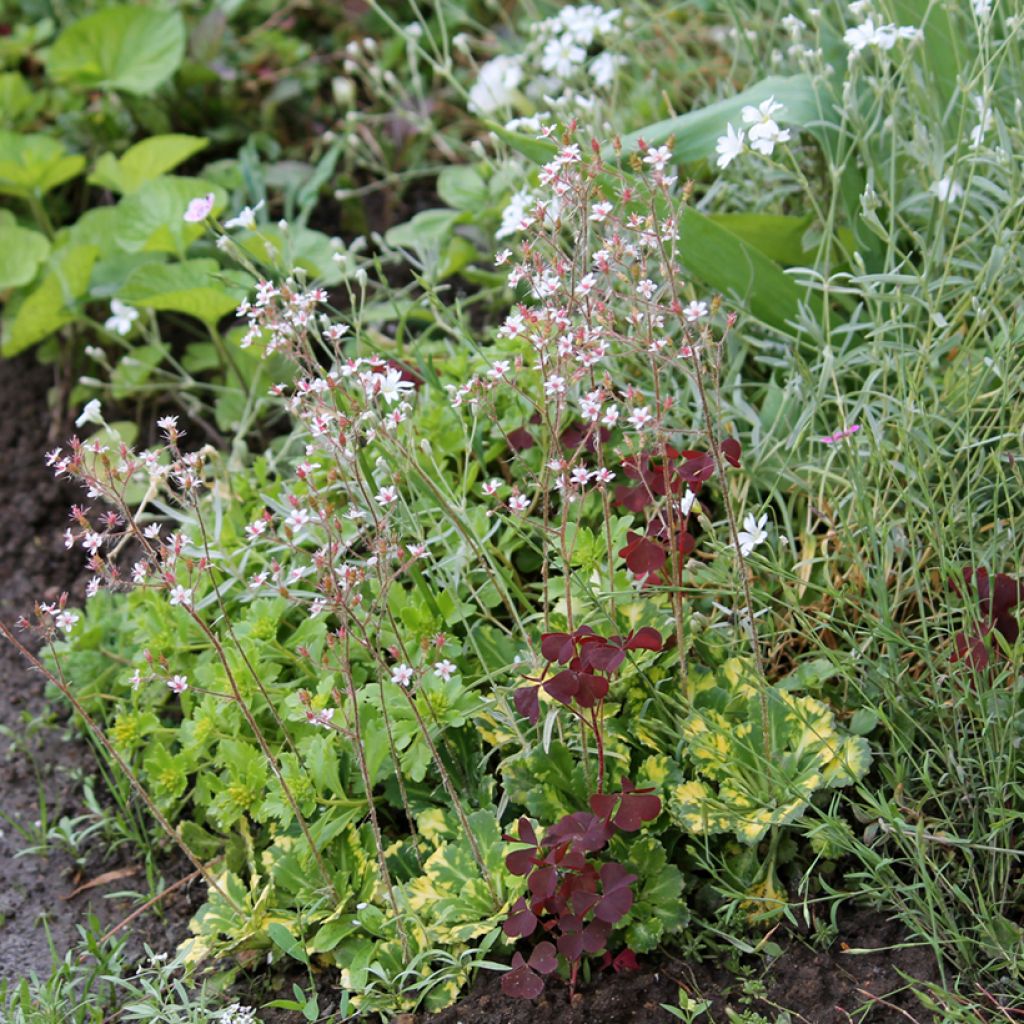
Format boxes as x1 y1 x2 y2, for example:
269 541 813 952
375 486 398 506
305 707 334 727
167 674 189 694
509 493 530 513
183 193 215 223
168 585 193 607
819 424 861 444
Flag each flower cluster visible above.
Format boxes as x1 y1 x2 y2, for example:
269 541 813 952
715 96 793 169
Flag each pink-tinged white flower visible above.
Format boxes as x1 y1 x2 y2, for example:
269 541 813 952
391 663 414 687
628 406 654 430
167 674 189 694
636 278 657 300
819 423 861 444
434 659 457 682
183 193 215 223
589 200 614 222
130 669 142 691
286 508 311 530
169 585 193 607
54 609 79 634
482 479 502 496
737 513 769 557
643 145 673 173
683 300 709 322
593 467 615 485
495 249 513 266
305 707 334 727
143 523 162 539
63 528 74 550
157 415 179 437
576 272 597 296
488 360 511 379
715 123 746 169
601 404 620 428
104 299 139 336
569 466 592 487
82 532 102 554
509 493 530 513
544 375 567 396
245 519 268 540
132 561 148 584
375 486 398 506
86 577 101 598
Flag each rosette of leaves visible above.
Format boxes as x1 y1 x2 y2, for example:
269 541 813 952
668 658 872 845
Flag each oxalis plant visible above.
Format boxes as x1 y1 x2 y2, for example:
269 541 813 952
0 122 869 1012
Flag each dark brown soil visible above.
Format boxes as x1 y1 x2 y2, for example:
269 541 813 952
417 907 942 1024
0 355 195 981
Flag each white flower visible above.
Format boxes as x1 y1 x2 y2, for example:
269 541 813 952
391 663 414 687
973 0 992 17
434 659 457 682
468 55 523 114
104 299 139 336
75 399 105 429
374 367 416 405
375 486 399 506
930 176 963 203
737 513 769 557
589 52 624 88
680 488 697 517
740 97 791 156
541 34 587 78
509 493 530 512
224 201 265 230
642 146 673 173
628 406 653 430
497 187 535 240
715 123 745 169
169 585 193 607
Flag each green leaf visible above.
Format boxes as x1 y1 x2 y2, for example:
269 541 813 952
115 176 225 255
891 0 962 112
0 212 50 289
706 213 815 266
0 131 86 199
88 134 209 195
47 6 186 95
267 922 310 965
676 207 822 334
436 165 490 211
384 208 462 249
1 243 98 355
0 72 40 125
611 75 821 165
120 259 250 324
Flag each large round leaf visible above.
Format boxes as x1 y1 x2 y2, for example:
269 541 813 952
47 7 186 95
0 211 50 289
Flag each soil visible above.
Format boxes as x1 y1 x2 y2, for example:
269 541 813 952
0 355 195 982
418 907 942 1024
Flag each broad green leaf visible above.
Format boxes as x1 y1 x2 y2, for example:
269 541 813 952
384 208 462 249
47 6 186 95
1 243 98 355
115 176 225 255
0 212 50 289
706 213 815 266
0 72 40 125
676 207 823 333
267 922 310 965
612 75 822 165
436 165 490 211
120 259 250 324
0 131 85 199
88 134 209 194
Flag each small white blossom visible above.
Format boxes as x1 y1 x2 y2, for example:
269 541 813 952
737 513 769 557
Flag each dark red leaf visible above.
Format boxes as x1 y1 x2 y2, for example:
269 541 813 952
625 627 662 652
722 438 742 467
503 897 538 939
582 917 612 952
529 865 558 899
507 427 535 452
544 669 581 705
595 863 637 923
589 793 616 820
618 532 667 576
501 955 544 999
573 672 609 708
528 941 558 975
541 632 576 664
506 847 537 876
513 686 540 724
612 949 641 972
